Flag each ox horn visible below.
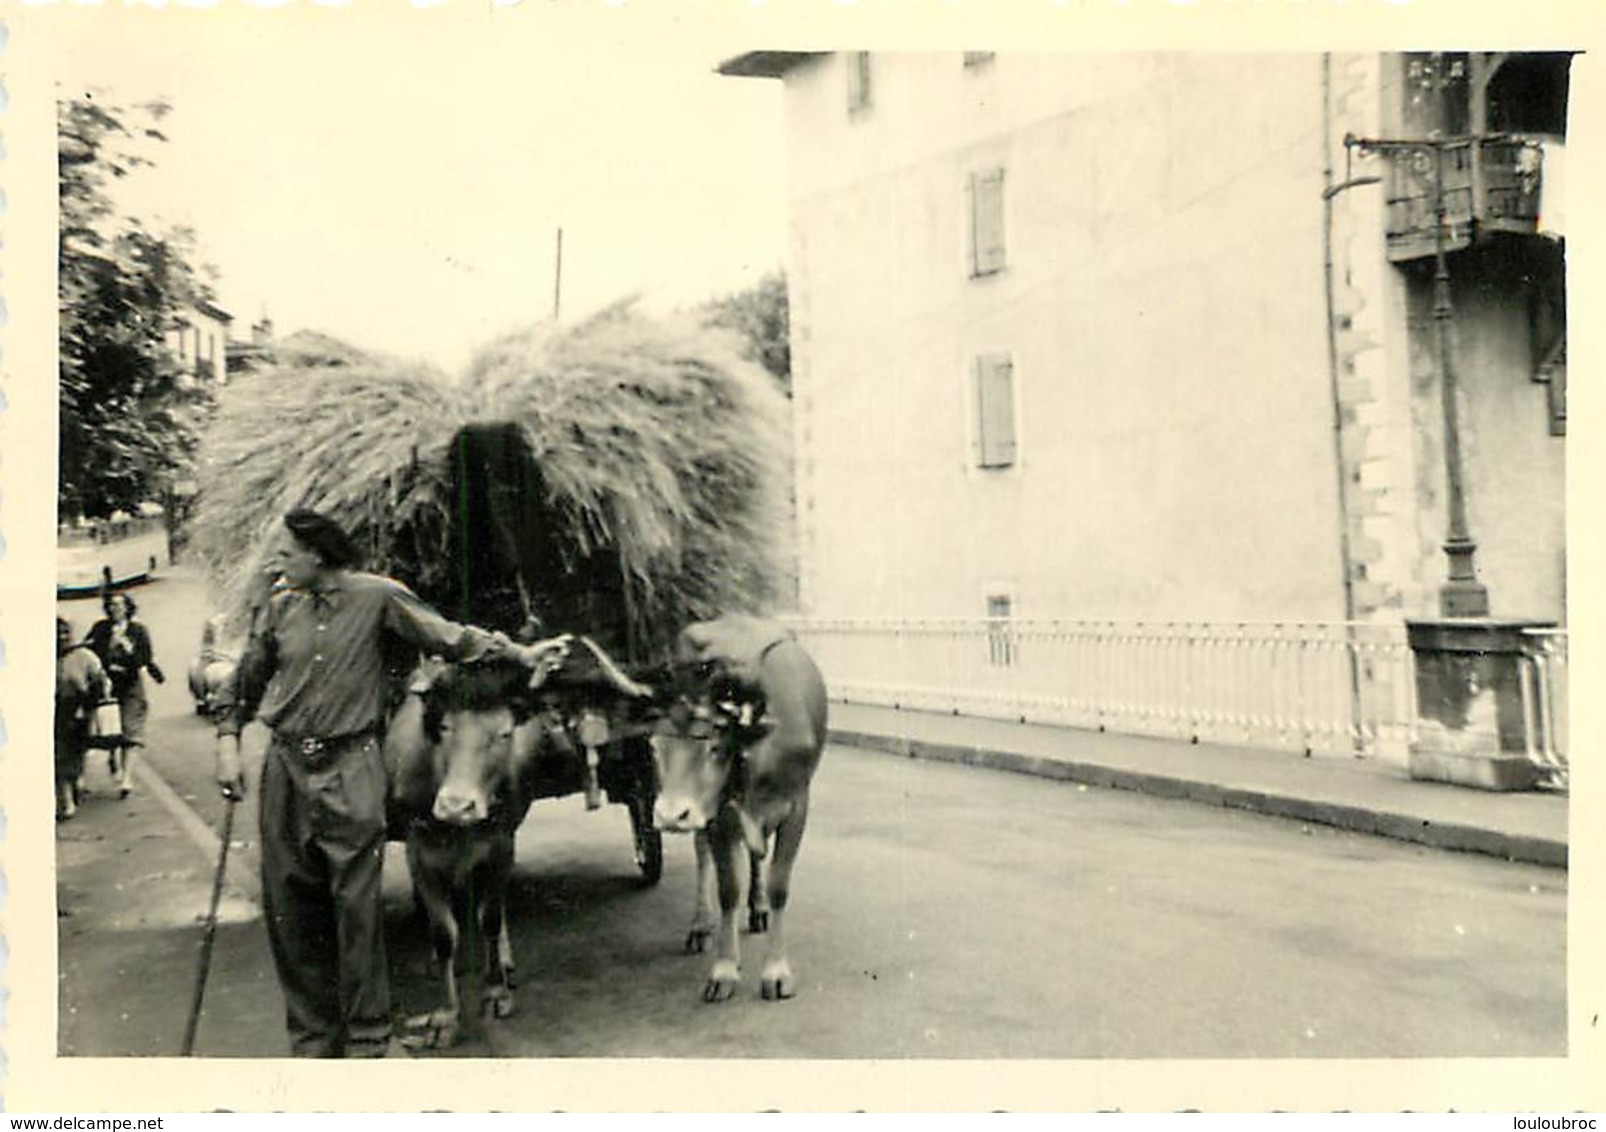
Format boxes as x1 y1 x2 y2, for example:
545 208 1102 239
580 637 655 699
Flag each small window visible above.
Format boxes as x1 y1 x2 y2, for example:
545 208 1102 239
847 52 872 114
963 52 995 68
974 353 1017 469
986 594 1016 667
968 167 1006 278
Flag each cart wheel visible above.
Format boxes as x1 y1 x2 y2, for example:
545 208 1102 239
630 801 664 886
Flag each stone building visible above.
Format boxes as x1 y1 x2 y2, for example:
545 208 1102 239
721 51 1569 770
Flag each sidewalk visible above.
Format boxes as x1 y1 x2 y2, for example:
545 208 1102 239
826 701 1569 868
56 742 439 1058
55 758 283 1057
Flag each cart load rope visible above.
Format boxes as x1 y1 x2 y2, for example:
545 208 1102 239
189 302 794 662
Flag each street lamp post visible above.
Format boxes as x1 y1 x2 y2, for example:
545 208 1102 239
1425 140 1490 617
1344 55 1561 791
1346 131 1490 617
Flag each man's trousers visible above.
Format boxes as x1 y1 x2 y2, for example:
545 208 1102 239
258 732 391 1058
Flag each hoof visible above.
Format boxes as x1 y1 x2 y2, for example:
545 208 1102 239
401 1009 460 1049
685 928 712 955
483 987 516 1020
748 909 770 935
760 976 796 1000
760 960 796 1000
702 960 740 1003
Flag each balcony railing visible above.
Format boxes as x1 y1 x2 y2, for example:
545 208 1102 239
1383 136 1545 262
782 618 1419 761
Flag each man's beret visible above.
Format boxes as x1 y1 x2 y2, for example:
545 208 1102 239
283 508 360 569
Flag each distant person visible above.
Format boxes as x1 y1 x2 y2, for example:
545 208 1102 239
86 590 165 798
187 613 242 719
214 508 569 1058
56 617 108 821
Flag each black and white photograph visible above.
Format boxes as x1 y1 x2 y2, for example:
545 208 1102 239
3 0 1603 1116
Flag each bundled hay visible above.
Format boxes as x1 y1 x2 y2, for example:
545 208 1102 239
189 303 793 662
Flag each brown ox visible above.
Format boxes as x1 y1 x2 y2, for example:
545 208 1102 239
382 638 649 1047
383 657 560 1048
650 615 826 1002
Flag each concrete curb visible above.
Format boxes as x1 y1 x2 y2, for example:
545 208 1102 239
831 728 1569 869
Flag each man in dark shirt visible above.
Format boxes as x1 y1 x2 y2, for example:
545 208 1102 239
214 508 567 1058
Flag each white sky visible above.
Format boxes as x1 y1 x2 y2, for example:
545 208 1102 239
51 7 788 374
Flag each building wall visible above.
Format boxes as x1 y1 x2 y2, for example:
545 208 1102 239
165 306 230 383
1325 52 1425 624
1401 260 1567 621
786 53 1349 622
1375 55 1568 624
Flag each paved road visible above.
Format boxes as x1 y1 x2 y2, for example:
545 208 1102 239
59 568 1568 1059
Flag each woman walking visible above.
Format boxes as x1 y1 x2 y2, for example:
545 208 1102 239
86 590 165 797
56 617 108 821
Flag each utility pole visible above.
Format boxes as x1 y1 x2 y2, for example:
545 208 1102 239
553 227 564 322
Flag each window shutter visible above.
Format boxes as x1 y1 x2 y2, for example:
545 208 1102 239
976 355 1017 468
969 168 1006 277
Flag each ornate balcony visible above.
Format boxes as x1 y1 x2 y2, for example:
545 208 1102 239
1382 136 1546 262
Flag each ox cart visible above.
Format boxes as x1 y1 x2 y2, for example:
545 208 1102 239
518 647 663 885
193 421 674 884
188 307 792 1040
389 420 674 885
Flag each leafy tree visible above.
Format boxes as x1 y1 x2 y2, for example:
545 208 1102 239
700 270 790 393
58 93 216 521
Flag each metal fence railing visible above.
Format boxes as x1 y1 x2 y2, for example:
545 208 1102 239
782 617 1419 762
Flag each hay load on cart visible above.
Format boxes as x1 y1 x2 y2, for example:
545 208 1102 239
187 303 794 881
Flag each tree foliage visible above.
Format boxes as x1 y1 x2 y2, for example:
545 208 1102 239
700 270 790 393
59 93 215 520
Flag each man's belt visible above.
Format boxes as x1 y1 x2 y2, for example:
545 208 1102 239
278 728 377 770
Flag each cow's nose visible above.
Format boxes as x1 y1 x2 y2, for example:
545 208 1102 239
653 797 704 832
433 792 483 825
